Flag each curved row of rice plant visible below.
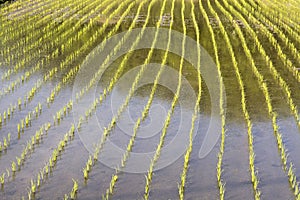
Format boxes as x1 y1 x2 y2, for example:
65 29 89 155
199 0 227 199
0 0 126 134
98 1 174 199
207 0 261 199
63 0 172 198
21 1 140 198
0 0 110 79
6 0 149 197
232 0 300 132
0 0 116 99
0 0 299 199
263 0 300 31
0 0 134 193
177 0 201 199
144 0 188 199
0 0 129 160
249 0 300 46
218 0 300 198
233 0 300 83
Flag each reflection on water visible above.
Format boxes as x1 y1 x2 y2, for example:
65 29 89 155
0 0 299 199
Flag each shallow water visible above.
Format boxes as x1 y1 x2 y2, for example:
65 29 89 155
0 0 299 199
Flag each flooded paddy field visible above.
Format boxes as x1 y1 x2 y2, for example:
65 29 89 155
0 0 299 199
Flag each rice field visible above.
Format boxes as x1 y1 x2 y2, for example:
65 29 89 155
0 0 299 199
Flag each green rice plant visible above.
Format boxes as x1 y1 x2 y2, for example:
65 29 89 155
64 194 69 200
82 167 88 180
199 0 227 199
11 161 16 173
0 173 5 186
219 0 299 197
0 133 11 152
2 0 65 40
144 1 187 199
25 116 29 127
36 174 41 188
70 179 78 199
3 137 8 150
264 0 300 30
49 1 128 96
75 15 145 99
0 0 119 109
4 99 72 157
64 0 172 197
17 123 21 133
208 0 262 198
0 122 50 178
0 0 27 17
253 0 300 44
0 0 85 65
21 124 77 197
233 0 300 130
178 0 202 198
100 1 174 199
7 107 10 117
30 179 36 194
27 190 32 200
0 0 53 37
236 0 300 83
16 156 21 168
92 1 154 170
6 1 295 198
82 155 92 180
44 165 49 175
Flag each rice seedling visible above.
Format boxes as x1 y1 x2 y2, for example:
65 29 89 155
3 99 73 161
13 3 138 196
1 0 50 31
251 0 300 44
261 0 300 31
82 167 88 180
3 111 6 121
30 179 36 194
208 1 262 198
219 0 299 197
1 0 78 51
230 0 300 130
144 1 188 199
64 194 69 200
70 179 78 199
199 0 227 199
0 0 299 199
235 0 300 83
11 161 16 173
178 0 203 198
100 1 174 199
90 0 154 165
0 122 49 179
3 137 8 151
27 125 75 188
0 0 118 109
0 173 5 186
64 0 179 198
16 157 21 168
